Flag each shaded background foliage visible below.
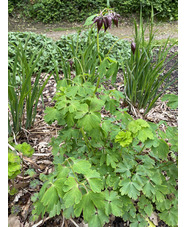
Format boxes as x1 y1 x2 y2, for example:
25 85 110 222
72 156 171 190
9 0 178 23
8 30 130 73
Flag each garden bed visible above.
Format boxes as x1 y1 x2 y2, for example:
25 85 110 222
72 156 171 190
8 43 177 226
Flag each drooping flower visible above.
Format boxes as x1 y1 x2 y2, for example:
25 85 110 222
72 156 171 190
103 15 112 31
93 11 120 33
93 16 103 33
131 41 136 54
111 12 121 27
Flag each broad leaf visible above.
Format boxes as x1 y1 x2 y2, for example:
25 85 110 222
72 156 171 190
159 207 178 227
77 112 101 131
151 139 169 160
73 160 91 174
119 178 142 200
85 170 103 193
104 190 123 216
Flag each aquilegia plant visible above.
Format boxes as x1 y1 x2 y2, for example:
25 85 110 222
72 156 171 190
31 76 178 227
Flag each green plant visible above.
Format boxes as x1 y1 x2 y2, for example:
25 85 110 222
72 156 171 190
122 7 177 114
8 32 58 73
31 76 177 226
161 94 178 109
8 31 130 74
8 141 35 195
8 39 52 135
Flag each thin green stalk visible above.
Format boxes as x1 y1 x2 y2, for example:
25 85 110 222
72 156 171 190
94 77 100 94
97 33 102 63
80 128 92 152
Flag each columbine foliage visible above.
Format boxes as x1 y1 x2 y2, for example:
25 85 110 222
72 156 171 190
32 76 178 226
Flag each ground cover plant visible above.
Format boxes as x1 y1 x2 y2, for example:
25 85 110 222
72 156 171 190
8 5 178 227
8 30 130 74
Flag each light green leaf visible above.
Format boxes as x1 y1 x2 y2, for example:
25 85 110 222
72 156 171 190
15 142 35 157
84 14 98 26
116 161 133 178
49 200 61 217
151 139 169 160
73 160 91 174
44 107 58 124
68 100 81 113
66 112 75 127
156 199 172 212
63 177 77 192
128 119 149 134
41 185 59 211
119 178 142 200
104 190 123 216
161 94 178 109
115 131 133 147
88 209 109 227
89 97 105 112
137 128 154 142
106 154 118 168
54 178 66 198
74 192 96 221
142 180 155 198
98 58 109 78
85 170 103 193
66 86 79 97
63 186 82 208
77 112 101 131
74 103 89 119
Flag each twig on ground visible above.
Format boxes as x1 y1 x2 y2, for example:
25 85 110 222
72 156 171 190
13 131 18 145
61 216 65 227
32 217 51 227
70 218 80 227
32 153 51 157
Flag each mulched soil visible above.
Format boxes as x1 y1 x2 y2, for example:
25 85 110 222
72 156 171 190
8 46 178 227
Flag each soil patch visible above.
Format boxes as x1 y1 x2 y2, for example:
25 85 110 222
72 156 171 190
8 16 178 41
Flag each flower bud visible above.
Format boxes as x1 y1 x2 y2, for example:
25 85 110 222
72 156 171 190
131 41 136 55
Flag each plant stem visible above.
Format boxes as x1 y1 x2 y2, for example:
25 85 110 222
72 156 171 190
94 77 100 94
80 128 92 152
97 33 102 64
138 144 146 155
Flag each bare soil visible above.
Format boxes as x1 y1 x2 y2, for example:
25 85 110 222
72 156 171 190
8 16 178 41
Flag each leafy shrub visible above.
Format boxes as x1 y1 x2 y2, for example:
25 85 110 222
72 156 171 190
110 0 178 21
9 0 178 22
31 77 178 226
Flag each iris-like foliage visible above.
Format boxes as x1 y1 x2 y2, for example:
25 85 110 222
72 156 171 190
122 7 177 114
